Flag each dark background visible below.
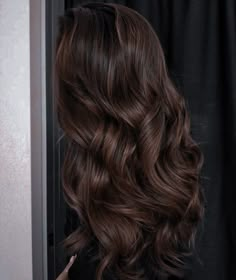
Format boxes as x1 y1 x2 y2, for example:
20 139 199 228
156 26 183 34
46 0 236 279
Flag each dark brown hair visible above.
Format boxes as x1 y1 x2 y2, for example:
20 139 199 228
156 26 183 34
55 2 204 279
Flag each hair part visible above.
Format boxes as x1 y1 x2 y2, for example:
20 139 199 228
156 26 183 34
55 2 205 280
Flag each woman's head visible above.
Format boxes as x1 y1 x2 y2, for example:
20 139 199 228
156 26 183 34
55 2 204 280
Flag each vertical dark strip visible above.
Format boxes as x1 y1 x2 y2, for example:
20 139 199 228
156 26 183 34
46 0 65 279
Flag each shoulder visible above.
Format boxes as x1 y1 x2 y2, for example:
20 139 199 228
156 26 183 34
68 246 116 280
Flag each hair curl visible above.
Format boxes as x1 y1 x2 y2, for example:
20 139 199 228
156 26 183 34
55 2 204 279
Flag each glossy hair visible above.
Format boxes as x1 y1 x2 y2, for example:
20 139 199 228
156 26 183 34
55 2 204 279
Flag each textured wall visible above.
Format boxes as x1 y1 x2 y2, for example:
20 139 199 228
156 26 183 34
0 1 32 279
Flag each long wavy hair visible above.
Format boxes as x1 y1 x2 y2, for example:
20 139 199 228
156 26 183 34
55 2 204 280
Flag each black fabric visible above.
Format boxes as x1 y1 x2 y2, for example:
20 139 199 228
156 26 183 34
63 0 236 279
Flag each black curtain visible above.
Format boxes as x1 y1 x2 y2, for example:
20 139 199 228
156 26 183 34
47 1 236 279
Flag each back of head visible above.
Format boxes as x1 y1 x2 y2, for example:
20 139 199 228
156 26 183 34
55 2 204 280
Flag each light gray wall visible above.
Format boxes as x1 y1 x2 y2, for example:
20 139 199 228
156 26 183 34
0 0 47 278
0 1 32 279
